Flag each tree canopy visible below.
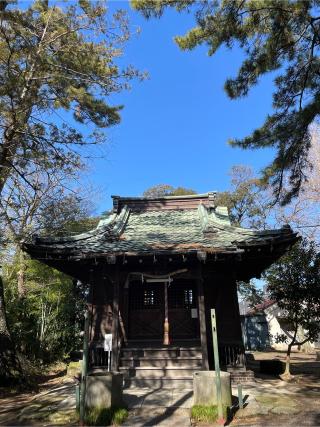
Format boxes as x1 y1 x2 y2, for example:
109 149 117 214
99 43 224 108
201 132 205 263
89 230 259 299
215 165 270 229
132 0 320 204
0 0 142 386
142 184 196 198
265 239 320 378
0 0 143 196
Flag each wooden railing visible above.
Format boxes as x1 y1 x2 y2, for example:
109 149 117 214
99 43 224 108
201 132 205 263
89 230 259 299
89 341 246 370
219 343 246 369
89 342 108 368
89 337 123 369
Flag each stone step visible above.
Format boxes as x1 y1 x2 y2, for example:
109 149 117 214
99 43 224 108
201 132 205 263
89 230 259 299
127 340 201 346
121 347 202 358
119 366 197 379
123 377 194 389
120 356 202 368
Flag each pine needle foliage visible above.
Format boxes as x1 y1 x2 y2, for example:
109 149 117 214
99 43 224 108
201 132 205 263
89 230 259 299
132 0 320 204
0 0 143 195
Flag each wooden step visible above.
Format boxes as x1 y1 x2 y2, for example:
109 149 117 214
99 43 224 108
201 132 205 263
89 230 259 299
121 347 202 358
180 348 202 357
127 340 201 346
119 366 197 379
120 356 202 368
119 344 203 389
123 377 194 389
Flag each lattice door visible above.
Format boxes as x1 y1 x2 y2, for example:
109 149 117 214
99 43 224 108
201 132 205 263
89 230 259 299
128 281 163 339
168 281 199 339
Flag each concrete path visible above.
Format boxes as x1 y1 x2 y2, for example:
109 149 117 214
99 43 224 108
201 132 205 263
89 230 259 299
121 375 320 426
1 373 319 426
122 387 193 426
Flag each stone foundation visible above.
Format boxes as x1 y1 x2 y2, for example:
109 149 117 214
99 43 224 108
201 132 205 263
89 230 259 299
230 369 255 384
85 372 123 408
193 371 232 406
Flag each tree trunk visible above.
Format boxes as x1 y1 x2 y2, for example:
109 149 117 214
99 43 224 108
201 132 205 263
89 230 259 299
284 343 292 376
0 274 10 340
17 249 27 298
0 274 24 385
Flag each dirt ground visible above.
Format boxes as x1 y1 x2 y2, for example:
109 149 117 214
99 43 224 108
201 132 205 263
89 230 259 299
230 349 320 426
0 350 319 426
0 363 76 426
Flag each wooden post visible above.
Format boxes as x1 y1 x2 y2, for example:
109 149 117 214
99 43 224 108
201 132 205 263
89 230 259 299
79 308 90 426
163 281 170 345
111 267 120 371
197 266 209 370
122 276 129 345
211 308 225 425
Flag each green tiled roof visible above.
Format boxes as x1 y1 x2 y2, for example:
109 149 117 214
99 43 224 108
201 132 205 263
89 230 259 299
24 193 297 258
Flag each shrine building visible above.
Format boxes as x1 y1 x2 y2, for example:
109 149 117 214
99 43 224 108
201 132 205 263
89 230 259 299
24 192 298 386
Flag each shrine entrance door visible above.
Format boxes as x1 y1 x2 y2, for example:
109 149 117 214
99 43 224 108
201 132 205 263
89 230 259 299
128 279 199 342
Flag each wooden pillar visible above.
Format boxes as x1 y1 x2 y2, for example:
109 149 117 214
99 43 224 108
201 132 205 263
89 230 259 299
111 267 120 371
197 264 209 370
121 275 129 346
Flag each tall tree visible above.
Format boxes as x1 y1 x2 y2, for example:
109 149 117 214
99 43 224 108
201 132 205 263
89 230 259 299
215 165 271 229
265 239 320 379
0 164 94 297
273 124 320 242
215 166 268 305
132 0 320 204
0 0 143 196
142 184 196 197
0 165 94 383
3 258 88 363
0 0 141 385
0 271 24 385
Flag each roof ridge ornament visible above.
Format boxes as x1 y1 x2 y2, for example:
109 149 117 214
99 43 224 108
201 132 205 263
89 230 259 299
112 205 130 237
198 204 218 233
111 195 120 213
102 205 130 240
208 191 216 207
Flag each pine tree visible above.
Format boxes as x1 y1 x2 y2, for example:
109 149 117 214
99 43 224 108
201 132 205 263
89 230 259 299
0 0 142 385
0 0 142 195
132 0 320 204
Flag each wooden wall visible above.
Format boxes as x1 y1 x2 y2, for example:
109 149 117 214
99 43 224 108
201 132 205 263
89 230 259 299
203 268 243 369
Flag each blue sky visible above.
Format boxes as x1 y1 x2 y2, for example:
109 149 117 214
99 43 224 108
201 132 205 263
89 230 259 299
87 2 276 213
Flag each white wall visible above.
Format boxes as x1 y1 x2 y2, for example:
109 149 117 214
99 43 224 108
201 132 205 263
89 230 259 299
264 304 315 351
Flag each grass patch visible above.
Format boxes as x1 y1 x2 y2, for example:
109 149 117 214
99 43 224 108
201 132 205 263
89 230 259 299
191 405 228 423
85 406 128 426
48 409 79 425
66 361 81 378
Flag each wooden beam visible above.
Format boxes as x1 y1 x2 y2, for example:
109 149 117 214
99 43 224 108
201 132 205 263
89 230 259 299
111 267 120 371
197 265 209 370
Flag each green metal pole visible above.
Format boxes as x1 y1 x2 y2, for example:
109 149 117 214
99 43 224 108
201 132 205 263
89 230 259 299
238 384 243 409
75 384 80 412
79 309 90 426
211 309 225 425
